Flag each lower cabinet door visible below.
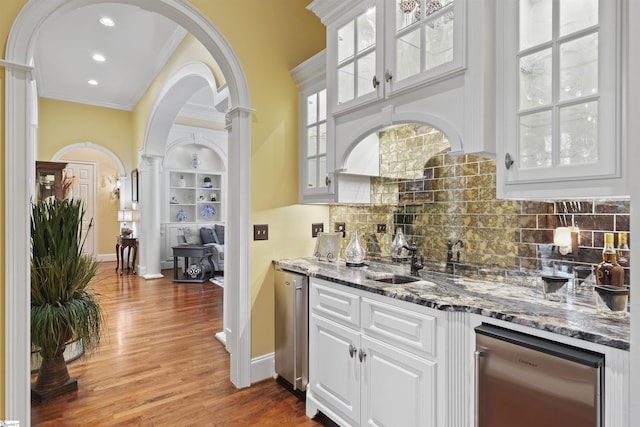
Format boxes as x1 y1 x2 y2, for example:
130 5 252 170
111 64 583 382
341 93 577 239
360 336 437 427
309 314 361 426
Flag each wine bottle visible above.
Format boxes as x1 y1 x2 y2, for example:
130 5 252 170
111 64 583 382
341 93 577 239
617 231 630 268
595 233 624 287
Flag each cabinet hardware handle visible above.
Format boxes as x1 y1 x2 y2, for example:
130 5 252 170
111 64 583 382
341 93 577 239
358 349 367 362
505 153 514 170
349 344 357 358
384 70 393 82
325 175 331 187
372 75 380 88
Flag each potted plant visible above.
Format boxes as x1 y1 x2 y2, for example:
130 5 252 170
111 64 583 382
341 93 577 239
30 198 103 402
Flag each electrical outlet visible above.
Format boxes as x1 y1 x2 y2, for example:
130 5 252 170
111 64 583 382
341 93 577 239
377 224 387 233
312 223 324 238
253 224 268 241
335 222 345 237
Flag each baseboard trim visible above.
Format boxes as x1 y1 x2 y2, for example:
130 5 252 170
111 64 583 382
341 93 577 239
141 273 164 279
251 352 275 384
97 254 117 262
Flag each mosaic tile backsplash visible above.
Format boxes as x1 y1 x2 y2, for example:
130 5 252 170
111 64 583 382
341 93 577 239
329 124 631 285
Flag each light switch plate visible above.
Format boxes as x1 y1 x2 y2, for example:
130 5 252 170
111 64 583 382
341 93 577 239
254 224 268 240
312 223 324 238
335 222 345 237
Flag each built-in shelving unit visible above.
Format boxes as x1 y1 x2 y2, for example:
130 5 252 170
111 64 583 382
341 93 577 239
166 170 223 224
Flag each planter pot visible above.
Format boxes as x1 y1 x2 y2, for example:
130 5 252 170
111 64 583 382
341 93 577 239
31 338 84 373
31 343 78 403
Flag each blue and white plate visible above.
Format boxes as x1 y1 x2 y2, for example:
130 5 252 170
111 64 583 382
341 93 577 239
201 204 217 219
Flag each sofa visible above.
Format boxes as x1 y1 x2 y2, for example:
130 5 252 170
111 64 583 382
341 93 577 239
176 224 224 273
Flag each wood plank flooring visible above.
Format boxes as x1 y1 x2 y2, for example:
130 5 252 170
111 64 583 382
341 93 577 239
31 263 335 426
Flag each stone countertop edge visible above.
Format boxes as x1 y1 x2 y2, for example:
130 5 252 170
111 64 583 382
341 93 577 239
273 258 630 351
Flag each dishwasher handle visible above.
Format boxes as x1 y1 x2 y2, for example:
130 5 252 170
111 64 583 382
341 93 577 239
475 349 487 427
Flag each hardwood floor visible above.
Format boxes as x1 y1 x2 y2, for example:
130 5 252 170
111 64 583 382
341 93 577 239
31 262 335 426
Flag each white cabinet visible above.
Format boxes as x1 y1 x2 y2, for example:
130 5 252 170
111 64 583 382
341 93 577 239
291 51 336 203
496 0 627 199
308 0 496 189
316 0 466 115
307 278 443 427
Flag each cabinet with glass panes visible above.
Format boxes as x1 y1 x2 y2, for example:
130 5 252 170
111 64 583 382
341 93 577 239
497 0 627 199
314 0 466 115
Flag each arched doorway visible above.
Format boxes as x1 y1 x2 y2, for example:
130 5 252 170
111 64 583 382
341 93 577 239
5 1 252 423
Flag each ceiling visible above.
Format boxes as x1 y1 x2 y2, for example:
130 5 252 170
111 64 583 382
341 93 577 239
33 3 215 112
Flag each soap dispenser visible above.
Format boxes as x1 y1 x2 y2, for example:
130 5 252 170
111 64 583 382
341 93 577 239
345 229 366 267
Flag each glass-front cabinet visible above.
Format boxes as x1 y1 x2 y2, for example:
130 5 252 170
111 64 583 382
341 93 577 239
497 0 626 198
328 0 465 114
305 89 328 193
35 161 67 201
292 50 336 203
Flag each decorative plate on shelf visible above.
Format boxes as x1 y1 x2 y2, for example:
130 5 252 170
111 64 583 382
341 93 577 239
201 204 217 219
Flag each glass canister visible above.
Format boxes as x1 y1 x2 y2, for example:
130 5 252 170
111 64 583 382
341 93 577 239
391 227 410 261
345 229 366 267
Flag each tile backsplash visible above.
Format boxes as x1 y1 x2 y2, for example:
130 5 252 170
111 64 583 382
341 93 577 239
329 124 631 284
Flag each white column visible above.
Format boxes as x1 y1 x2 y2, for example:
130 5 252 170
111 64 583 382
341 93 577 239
138 155 164 279
5 63 34 427
225 105 253 387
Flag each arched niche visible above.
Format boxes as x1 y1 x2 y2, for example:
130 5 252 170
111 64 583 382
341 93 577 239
336 115 462 175
341 122 453 179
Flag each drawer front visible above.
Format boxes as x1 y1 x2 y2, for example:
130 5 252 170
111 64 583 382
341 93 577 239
310 281 360 329
361 297 437 358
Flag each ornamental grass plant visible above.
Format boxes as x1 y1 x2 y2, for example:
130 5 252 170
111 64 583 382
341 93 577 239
30 198 103 401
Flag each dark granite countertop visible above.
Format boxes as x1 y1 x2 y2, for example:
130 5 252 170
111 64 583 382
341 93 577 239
274 257 630 350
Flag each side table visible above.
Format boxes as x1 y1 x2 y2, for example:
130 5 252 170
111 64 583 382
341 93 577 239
116 236 138 275
172 244 214 283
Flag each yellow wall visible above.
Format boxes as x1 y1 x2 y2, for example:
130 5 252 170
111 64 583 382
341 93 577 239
37 99 134 256
131 1 328 357
1 0 327 413
185 0 328 357
37 98 135 171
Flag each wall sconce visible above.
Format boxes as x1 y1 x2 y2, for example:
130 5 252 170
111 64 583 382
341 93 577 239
554 226 579 255
114 180 121 200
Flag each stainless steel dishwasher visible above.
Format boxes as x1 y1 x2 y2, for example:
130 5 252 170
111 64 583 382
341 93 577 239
274 268 308 394
475 323 604 427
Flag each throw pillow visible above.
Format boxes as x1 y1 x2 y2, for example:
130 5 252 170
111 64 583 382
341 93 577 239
214 224 225 245
200 226 219 245
183 227 202 245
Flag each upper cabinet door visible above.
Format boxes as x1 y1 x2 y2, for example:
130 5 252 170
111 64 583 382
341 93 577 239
327 0 466 115
330 3 384 113
385 0 465 96
497 0 627 199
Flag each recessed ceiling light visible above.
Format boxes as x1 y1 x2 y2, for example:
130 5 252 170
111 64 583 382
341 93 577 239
88 79 99 86
99 16 115 27
92 53 106 62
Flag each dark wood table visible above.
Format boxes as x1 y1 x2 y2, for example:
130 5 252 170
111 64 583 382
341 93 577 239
116 236 138 275
172 244 215 283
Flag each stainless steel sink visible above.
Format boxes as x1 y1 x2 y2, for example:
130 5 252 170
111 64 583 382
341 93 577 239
374 275 419 284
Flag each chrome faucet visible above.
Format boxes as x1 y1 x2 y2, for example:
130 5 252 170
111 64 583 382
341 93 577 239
402 244 424 276
446 239 464 273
